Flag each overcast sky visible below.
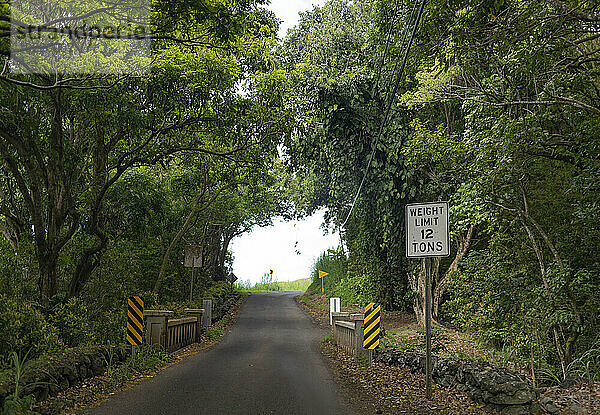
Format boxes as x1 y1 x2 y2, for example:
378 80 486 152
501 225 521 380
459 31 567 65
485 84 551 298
230 209 339 284
266 0 327 38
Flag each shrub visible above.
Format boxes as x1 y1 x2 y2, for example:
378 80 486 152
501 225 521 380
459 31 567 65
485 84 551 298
0 295 62 368
49 298 96 347
332 273 376 306
307 248 347 295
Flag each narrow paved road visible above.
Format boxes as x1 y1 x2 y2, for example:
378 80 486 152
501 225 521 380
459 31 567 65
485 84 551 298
85 293 353 415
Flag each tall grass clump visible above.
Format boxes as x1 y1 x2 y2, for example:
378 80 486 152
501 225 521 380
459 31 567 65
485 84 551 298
307 248 347 295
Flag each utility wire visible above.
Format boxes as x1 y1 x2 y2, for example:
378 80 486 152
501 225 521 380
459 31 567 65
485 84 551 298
381 0 419 105
341 0 428 228
371 0 402 97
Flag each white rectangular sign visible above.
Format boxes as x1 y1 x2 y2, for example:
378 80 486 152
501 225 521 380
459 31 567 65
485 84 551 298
405 202 450 258
184 245 203 268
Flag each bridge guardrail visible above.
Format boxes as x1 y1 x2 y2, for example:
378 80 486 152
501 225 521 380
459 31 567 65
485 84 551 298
331 312 368 358
144 307 207 352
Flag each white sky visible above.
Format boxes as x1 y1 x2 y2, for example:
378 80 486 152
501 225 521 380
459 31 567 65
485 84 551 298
266 0 327 38
230 209 339 284
229 0 335 285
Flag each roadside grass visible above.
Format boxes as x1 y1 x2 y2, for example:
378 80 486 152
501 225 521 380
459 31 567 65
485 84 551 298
382 322 523 371
297 294 328 310
106 345 172 388
28 345 172 414
278 278 311 292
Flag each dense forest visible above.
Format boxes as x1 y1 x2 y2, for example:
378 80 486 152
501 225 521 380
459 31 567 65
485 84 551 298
287 0 600 384
0 0 599 400
0 0 291 364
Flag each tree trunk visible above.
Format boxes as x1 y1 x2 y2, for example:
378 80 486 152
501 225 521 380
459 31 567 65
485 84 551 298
432 224 475 320
409 259 437 328
38 253 58 308
154 181 235 294
218 233 233 279
519 214 568 379
67 135 109 299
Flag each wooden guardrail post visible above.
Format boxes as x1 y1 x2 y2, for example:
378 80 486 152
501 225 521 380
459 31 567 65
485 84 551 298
202 299 212 330
143 310 174 350
350 313 366 358
184 308 204 342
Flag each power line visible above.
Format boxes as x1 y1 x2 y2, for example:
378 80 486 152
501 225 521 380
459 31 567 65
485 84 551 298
371 0 402 97
341 0 428 228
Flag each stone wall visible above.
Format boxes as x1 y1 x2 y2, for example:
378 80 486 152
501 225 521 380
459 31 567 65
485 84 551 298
376 349 544 415
0 345 128 407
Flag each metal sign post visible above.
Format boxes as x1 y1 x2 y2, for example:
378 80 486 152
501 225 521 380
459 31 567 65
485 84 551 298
405 201 449 399
424 257 432 398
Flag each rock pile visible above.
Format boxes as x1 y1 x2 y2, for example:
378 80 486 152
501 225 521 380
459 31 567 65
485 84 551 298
376 349 544 414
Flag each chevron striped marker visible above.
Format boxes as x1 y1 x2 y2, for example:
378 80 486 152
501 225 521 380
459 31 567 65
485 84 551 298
127 296 144 346
363 302 380 350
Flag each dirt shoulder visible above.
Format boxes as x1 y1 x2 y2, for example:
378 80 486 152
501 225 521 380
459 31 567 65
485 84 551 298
297 293 600 415
296 294 495 415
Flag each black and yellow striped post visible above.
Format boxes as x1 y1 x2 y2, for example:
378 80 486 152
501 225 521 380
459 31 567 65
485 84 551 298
127 296 144 357
363 302 380 366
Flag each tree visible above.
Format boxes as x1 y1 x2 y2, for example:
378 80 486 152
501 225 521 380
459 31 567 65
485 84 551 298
0 0 285 307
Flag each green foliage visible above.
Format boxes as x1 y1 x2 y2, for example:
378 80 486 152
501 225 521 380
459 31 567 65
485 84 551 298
48 299 96 348
284 0 600 381
332 274 376 307
2 394 37 415
107 345 171 387
566 334 600 382
0 297 62 368
246 273 281 292
206 328 225 342
307 249 347 294
2 351 40 415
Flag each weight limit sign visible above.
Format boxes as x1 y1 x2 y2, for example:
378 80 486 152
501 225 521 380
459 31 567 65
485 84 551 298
405 201 450 258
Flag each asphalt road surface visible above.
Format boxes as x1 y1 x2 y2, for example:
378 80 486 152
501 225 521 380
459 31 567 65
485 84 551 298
85 292 353 415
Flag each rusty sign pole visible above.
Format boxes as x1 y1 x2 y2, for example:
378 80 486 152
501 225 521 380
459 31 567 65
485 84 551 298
189 266 194 307
424 257 432 398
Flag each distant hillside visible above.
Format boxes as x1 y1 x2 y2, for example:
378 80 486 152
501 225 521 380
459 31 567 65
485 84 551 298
236 277 312 293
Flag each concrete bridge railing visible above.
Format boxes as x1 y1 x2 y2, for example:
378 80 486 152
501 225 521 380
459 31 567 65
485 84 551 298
331 312 368 358
143 301 212 352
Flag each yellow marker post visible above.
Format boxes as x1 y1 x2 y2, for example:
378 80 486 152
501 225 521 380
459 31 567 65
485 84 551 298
363 302 381 366
318 270 328 294
127 296 144 358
